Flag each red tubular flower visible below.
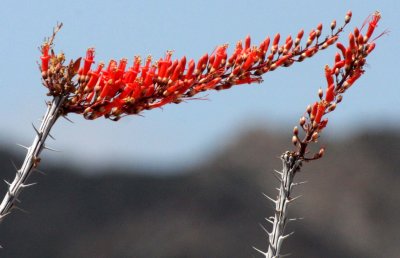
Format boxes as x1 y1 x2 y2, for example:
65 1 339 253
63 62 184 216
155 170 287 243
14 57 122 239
169 62 182 83
348 33 356 52
366 43 376 54
157 59 169 80
325 85 335 102
185 59 195 80
85 62 104 91
336 42 347 57
140 56 152 80
302 46 318 58
261 36 270 53
165 59 178 81
203 77 222 90
318 119 328 130
284 36 293 52
271 33 280 53
314 104 326 124
241 48 258 71
129 81 141 100
316 23 323 35
311 102 319 118
344 69 363 87
83 48 95 75
273 54 291 67
344 48 353 68
321 35 338 49
324 65 334 86
234 77 261 85
308 30 316 44
117 82 136 102
195 53 208 75
366 11 381 40
211 46 227 71
164 80 183 96
40 43 50 73
144 66 156 86
334 53 341 63
295 29 304 45
245 35 251 50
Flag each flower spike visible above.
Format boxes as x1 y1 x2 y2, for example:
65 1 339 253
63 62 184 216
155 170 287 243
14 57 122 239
40 14 351 121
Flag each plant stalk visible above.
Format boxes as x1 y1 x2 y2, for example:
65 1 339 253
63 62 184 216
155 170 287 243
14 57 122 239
257 151 302 258
0 96 65 222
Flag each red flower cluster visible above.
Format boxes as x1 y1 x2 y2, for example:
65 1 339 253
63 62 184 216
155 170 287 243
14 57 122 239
292 11 382 160
40 16 349 120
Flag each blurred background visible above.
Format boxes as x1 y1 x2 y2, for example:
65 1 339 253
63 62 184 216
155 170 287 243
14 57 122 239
0 0 399 257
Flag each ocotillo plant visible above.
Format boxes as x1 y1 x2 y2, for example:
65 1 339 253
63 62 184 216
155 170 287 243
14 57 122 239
253 11 382 258
0 13 348 224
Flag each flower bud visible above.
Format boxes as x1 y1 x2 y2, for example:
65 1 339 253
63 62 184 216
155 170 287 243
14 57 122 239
299 116 306 126
306 105 312 114
293 126 299 135
316 23 322 37
330 20 336 30
312 132 319 141
292 135 298 146
328 103 336 112
318 88 323 99
345 10 352 24
318 148 325 158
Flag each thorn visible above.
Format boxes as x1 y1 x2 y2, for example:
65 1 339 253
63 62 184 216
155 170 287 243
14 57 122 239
280 231 295 240
31 123 41 137
252 246 267 256
62 115 74 123
273 169 283 176
43 145 61 152
262 193 277 204
12 205 29 214
4 180 11 186
276 187 280 191
48 133 56 140
16 169 24 178
21 182 37 188
0 212 11 220
16 143 29 150
9 159 18 171
288 217 304 222
33 168 46 176
287 195 302 203
271 171 282 182
265 217 274 224
280 253 292 257
259 223 271 235
292 181 308 186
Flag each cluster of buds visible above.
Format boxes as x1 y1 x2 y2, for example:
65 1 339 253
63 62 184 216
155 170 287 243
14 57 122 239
292 11 382 161
40 15 350 120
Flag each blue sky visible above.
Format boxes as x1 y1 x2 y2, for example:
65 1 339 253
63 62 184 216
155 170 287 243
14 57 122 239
0 0 398 172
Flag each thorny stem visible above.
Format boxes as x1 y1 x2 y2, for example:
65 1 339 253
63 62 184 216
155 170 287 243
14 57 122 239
253 152 303 258
265 152 302 258
0 96 65 223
